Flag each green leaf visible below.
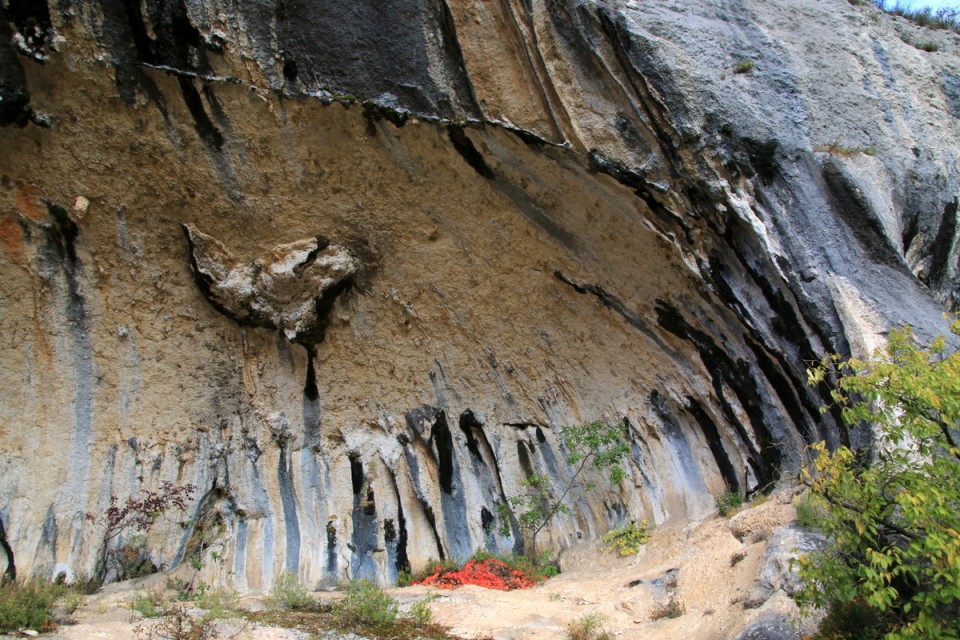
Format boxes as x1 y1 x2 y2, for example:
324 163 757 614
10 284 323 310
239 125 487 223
797 323 960 639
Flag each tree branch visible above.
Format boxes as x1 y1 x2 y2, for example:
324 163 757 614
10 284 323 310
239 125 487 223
531 452 594 541
805 476 924 541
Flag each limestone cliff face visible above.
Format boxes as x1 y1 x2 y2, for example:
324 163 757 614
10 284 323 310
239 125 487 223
0 0 957 589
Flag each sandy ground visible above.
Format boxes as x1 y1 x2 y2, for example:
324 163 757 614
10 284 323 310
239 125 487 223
3 492 815 640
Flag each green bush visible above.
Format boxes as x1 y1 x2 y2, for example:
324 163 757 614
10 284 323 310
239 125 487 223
334 579 398 629
265 572 312 610
532 549 560 577
715 490 744 517
798 325 960 639
165 576 209 602
196 587 239 620
733 60 755 74
130 589 166 618
407 596 434 626
0 579 64 633
59 589 84 614
600 520 651 556
814 599 893 640
540 563 560 579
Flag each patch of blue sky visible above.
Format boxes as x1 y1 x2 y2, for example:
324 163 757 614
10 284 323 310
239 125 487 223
902 0 960 11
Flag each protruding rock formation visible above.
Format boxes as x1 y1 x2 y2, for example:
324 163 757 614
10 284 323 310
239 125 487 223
182 224 359 343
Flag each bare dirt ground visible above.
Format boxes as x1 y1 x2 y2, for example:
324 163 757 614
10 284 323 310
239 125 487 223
5 491 816 640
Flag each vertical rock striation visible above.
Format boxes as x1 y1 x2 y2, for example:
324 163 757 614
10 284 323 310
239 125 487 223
0 0 958 588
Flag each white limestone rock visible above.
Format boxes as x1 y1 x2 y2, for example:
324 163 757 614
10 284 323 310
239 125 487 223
183 224 359 343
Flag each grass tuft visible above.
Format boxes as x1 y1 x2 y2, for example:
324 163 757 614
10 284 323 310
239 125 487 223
650 598 686 621
872 0 960 32
813 141 878 157
794 492 828 531
567 613 611 640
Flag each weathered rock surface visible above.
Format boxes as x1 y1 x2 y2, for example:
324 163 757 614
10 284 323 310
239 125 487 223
0 0 958 592
11 496 817 640
741 524 827 609
183 224 359 343
735 613 798 640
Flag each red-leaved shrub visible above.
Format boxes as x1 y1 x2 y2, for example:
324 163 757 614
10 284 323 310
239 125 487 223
411 558 539 591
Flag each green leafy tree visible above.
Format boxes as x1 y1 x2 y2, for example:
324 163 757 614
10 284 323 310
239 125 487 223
798 324 960 640
498 420 629 557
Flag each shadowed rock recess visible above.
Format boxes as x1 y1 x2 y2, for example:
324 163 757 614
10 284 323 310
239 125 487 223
0 0 957 589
